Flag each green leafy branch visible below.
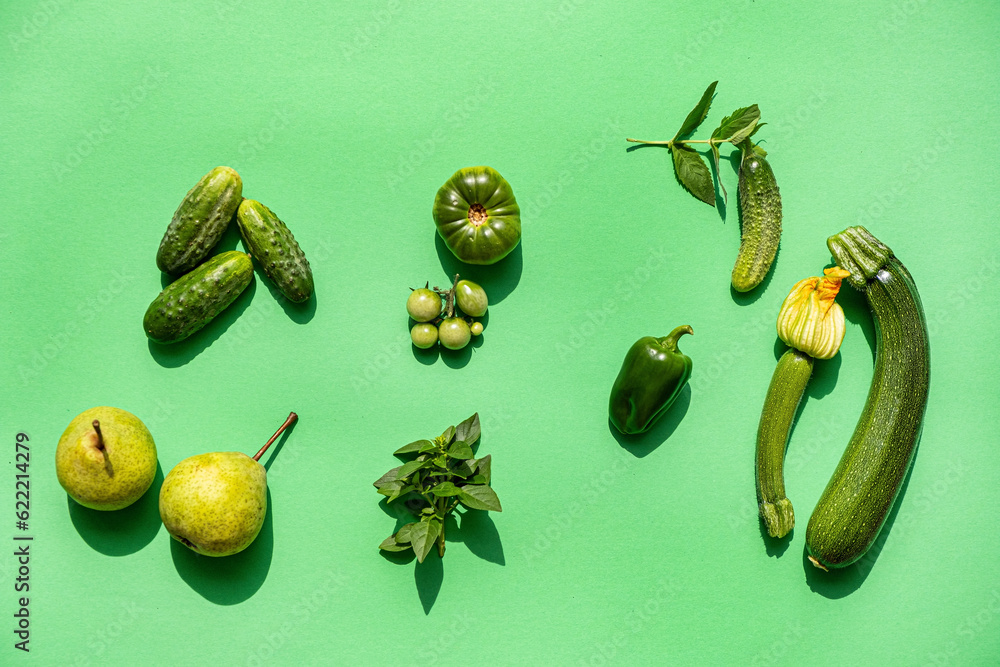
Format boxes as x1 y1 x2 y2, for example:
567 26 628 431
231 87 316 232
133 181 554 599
627 81 765 206
374 413 501 562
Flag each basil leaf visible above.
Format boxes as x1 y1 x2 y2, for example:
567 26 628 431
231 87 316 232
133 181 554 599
439 425 456 444
376 480 404 498
397 459 427 479
673 80 718 140
379 535 412 552
419 440 438 453
373 466 402 488
672 146 715 206
410 518 442 563
454 413 481 446
447 440 474 460
475 454 491 484
395 522 416 543
710 143 727 203
457 485 503 512
710 105 760 144
394 439 433 456
386 484 413 503
430 482 462 497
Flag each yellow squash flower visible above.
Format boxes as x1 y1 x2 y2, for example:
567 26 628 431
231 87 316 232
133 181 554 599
776 267 851 359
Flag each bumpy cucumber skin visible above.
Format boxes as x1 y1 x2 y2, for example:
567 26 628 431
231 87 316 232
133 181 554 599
237 199 313 303
143 251 253 344
156 167 243 276
805 229 930 569
732 152 781 292
756 348 814 539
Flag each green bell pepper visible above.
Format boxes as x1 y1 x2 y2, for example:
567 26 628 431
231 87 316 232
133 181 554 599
609 325 694 435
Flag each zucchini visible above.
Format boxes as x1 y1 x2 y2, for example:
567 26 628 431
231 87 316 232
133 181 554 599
805 226 930 569
756 348 814 538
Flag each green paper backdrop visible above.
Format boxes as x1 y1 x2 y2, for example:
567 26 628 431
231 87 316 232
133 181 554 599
2 0 998 664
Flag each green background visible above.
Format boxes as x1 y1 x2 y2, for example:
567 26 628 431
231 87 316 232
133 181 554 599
3 0 999 664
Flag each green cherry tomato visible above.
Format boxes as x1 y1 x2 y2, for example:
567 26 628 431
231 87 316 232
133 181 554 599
406 288 442 322
438 318 471 350
410 323 438 349
470 321 484 336
432 166 521 265
455 280 488 317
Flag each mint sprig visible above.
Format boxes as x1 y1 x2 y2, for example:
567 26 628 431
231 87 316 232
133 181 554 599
375 413 501 562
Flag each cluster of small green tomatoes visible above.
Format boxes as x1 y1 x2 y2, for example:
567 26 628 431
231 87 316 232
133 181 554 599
407 274 488 350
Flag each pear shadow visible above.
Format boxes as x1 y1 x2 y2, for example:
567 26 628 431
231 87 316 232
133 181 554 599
68 462 164 556
170 488 273 605
434 233 522 304
609 385 691 458
260 418 298 473
759 518 793 558
147 278 257 368
803 442 919 598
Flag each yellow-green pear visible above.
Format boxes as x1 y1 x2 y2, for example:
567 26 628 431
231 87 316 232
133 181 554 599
159 412 296 557
56 406 158 511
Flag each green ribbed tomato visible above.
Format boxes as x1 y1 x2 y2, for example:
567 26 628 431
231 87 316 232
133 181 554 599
432 166 521 265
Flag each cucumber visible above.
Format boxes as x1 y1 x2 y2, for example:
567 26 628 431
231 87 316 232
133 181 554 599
237 199 314 303
156 166 243 276
731 144 781 292
805 226 930 569
756 348 814 538
143 251 253 344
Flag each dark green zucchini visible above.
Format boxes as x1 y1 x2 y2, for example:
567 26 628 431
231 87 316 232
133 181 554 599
756 348 814 538
805 226 930 569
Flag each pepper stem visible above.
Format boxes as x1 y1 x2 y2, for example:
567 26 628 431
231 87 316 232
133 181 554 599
92 419 114 477
659 324 693 350
253 412 298 462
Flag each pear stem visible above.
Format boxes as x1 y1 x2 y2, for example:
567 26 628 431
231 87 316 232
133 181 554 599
253 412 298 462
93 420 114 477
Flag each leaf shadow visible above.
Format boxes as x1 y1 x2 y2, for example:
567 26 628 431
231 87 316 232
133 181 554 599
169 488 273 605
147 278 257 368
415 553 444 614
434 233 522 305
803 441 919 598
608 384 691 458
453 509 505 565
67 462 164 556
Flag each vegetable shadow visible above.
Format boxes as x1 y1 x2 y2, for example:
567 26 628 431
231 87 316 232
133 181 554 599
803 442 919 598
771 340 843 399
759 519 792 558
250 264 317 324
409 312 487 367
608 384 691 458
147 278 257 368
169 488 273 605
832 277 877 362
67 462 164 556
434 233 522 305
